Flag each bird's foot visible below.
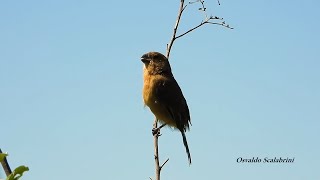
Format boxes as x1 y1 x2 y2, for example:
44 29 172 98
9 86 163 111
152 124 167 136
152 127 161 136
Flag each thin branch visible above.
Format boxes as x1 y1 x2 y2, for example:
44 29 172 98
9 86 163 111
175 20 207 40
166 0 186 59
207 21 233 29
160 158 170 170
153 118 161 180
0 148 12 177
166 0 232 59
175 16 233 39
200 0 206 10
182 4 188 12
152 121 168 180
157 123 167 130
189 0 207 18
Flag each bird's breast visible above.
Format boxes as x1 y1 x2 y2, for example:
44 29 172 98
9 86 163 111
142 68 177 127
142 70 157 106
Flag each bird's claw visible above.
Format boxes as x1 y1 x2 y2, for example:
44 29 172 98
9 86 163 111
152 127 161 136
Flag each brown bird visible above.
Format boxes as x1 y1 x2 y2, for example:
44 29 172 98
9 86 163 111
141 51 192 164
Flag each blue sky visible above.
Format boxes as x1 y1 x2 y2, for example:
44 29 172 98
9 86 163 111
1 0 319 179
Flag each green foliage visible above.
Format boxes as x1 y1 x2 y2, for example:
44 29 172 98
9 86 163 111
0 152 29 180
0 153 8 161
6 166 29 180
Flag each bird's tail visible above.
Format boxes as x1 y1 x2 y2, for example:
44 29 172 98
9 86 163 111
181 131 192 164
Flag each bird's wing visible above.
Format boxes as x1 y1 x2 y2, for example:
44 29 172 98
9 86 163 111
154 76 191 131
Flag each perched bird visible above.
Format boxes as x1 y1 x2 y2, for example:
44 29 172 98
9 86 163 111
141 51 192 164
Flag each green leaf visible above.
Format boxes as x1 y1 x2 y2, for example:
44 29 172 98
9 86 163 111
6 173 14 180
13 166 29 175
6 166 29 180
0 153 8 161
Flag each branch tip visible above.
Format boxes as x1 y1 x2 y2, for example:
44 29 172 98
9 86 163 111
160 158 170 170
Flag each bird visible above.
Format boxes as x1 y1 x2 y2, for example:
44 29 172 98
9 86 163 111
141 51 192 164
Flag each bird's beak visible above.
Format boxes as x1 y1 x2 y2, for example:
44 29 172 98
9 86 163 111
141 54 151 64
141 58 150 64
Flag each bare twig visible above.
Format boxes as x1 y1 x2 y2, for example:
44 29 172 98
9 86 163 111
176 16 233 39
0 148 12 177
160 158 170 170
166 0 232 59
152 120 169 180
153 118 161 180
189 0 207 19
166 0 186 59
157 123 167 130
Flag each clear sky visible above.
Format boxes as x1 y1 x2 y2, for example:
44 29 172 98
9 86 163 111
1 0 319 179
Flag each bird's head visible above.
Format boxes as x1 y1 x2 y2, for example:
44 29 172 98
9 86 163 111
141 52 172 75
